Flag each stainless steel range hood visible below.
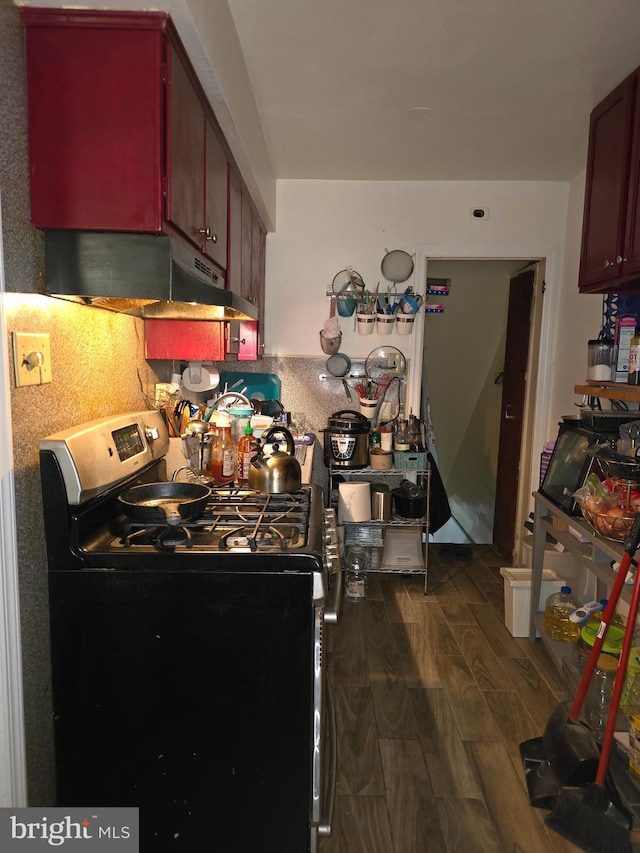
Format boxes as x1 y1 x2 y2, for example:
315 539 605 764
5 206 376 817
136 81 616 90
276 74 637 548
44 231 259 322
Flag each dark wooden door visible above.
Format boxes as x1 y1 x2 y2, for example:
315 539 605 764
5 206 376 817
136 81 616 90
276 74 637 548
493 269 535 561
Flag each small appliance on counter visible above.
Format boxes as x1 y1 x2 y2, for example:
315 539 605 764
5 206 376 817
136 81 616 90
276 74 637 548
539 418 619 514
322 409 370 470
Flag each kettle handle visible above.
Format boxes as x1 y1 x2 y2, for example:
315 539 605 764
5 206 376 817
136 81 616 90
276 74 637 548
332 409 368 422
263 424 296 455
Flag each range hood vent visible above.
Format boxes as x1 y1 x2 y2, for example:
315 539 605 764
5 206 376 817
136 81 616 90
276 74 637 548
44 231 259 322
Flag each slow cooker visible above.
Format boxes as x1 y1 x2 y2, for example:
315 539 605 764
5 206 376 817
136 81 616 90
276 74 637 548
323 410 370 469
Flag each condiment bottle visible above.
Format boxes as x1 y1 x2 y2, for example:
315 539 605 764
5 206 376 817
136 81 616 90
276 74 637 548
369 427 381 452
394 419 410 452
236 423 258 485
208 413 236 484
629 334 640 385
380 424 393 453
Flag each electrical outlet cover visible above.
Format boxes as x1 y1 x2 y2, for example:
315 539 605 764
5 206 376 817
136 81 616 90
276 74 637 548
12 331 52 386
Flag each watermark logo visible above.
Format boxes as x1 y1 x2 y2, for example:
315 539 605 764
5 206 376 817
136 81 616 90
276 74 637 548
0 808 138 850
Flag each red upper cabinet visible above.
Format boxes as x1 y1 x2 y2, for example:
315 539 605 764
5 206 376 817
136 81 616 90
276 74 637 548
166 43 227 270
22 9 167 233
21 8 228 272
579 70 640 293
227 164 266 358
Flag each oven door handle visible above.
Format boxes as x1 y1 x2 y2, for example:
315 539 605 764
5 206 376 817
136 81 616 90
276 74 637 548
318 675 337 837
323 568 342 624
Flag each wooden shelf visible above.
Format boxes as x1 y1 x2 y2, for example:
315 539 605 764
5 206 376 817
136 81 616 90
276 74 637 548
575 382 640 404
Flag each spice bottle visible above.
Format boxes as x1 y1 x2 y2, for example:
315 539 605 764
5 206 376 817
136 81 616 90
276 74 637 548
236 422 258 485
208 413 236 485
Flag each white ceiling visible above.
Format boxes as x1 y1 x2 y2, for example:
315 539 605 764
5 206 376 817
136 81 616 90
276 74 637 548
226 0 640 181
14 0 640 191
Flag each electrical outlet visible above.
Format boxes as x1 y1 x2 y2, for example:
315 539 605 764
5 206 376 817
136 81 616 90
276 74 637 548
12 332 52 387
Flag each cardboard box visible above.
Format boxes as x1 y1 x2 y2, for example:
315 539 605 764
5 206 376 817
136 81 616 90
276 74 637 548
499 567 564 637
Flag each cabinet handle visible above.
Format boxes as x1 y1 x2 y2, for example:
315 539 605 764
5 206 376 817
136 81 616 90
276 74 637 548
617 256 628 263
199 227 217 244
230 337 247 346
604 259 614 267
504 404 516 420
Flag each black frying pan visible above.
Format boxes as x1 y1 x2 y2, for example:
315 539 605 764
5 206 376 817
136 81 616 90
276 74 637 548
118 482 211 526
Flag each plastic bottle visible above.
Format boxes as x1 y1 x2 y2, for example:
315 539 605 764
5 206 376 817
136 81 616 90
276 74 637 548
369 427 381 452
344 545 369 602
236 422 258 485
208 413 236 485
543 586 582 642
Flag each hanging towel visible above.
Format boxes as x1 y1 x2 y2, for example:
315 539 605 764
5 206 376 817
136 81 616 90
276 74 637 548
427 451 451 533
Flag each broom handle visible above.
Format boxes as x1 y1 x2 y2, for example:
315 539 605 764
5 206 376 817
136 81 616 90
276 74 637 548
570 513 640 721
596 542 640 786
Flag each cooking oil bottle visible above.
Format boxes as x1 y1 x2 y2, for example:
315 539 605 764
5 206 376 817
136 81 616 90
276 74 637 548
544 586 582 642
208 413 236 485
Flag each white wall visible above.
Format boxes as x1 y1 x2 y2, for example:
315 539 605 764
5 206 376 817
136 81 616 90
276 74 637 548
265 179 573 361
548 170 603 428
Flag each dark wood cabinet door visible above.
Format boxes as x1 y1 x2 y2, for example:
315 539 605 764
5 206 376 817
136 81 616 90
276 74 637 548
227 167 243 293
579 75 636 292
203 118 228 269
166 43 206 249
623 72 640 281
241 190 253 300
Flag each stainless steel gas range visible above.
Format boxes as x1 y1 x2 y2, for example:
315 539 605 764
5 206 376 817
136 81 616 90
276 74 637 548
39 410 340 853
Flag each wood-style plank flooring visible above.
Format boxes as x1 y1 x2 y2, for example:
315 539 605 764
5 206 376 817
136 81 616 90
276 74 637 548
320 543 639 853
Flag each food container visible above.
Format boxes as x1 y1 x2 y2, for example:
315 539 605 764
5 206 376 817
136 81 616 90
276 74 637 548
370 450 393 470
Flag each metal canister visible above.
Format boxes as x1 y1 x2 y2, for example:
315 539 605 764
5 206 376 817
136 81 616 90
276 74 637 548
371 484 392 521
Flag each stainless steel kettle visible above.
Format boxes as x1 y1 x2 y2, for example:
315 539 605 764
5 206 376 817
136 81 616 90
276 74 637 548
248 425 302 493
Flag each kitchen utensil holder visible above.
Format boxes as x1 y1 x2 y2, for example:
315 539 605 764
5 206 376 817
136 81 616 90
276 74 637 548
376 315 395 335
356 313 376 335
395 314 415 335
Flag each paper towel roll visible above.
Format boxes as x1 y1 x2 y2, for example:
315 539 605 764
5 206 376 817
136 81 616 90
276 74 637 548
338 482 371 523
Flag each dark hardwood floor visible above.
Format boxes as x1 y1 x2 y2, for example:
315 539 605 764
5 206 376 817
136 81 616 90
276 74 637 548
320 543 639 853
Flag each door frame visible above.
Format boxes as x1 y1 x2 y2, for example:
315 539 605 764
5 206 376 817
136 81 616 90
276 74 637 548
406 243 561 550
0 193 28 807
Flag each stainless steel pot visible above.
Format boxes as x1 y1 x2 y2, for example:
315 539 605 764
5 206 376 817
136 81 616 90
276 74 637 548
322 410 370 470
248 425 302 493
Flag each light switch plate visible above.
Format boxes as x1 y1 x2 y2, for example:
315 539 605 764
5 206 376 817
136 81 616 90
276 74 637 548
12 332 52 386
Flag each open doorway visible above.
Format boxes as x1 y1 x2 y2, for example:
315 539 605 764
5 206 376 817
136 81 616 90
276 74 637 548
422 258 545 560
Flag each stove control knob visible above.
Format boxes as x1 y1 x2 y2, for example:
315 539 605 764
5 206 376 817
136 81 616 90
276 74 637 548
325 543 341 573
145 426 160 441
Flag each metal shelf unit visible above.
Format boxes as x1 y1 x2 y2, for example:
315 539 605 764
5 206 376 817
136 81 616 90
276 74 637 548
328 463 430 594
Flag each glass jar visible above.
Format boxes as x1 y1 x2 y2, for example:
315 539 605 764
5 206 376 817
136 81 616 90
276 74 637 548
587 337 614 382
